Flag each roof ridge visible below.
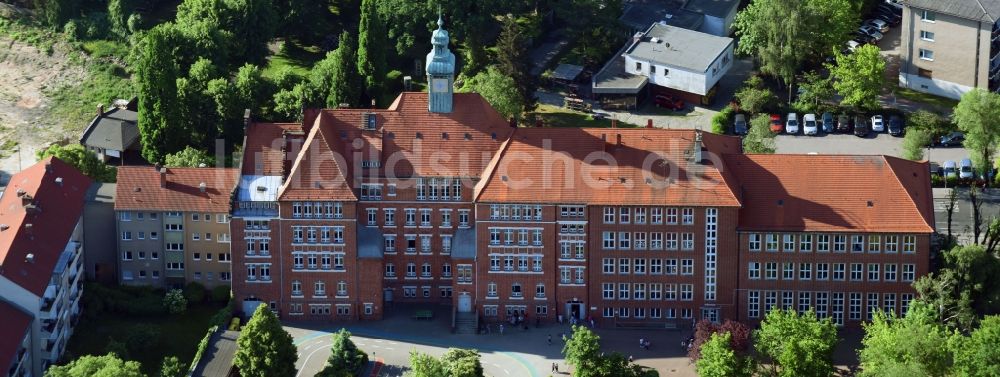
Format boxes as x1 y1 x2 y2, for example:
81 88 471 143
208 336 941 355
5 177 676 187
277 114 324 200
473 127 516 202
883 156 936 232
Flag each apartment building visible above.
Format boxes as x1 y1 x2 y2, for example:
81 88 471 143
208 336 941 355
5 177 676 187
231 19 935 328
115 166 238 288
900 0 1000 99
0 157 91 376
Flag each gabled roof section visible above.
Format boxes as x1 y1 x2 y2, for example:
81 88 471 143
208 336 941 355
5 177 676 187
278 113 356 201
724 154 935 233
0 301 31 374
0 157 91 296
477 128 741 206
115 166 238 212
240 122 303 176
906 0 1000 23
80 107 139 151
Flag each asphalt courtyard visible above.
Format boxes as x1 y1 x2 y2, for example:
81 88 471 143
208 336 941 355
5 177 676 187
285 304 866 377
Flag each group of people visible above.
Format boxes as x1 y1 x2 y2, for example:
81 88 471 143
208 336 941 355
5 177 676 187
638 338 651 350
557 315 596 329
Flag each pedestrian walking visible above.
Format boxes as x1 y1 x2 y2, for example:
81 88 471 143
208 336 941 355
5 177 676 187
547 334 552 345
552 362 559 373
499 324 504 335
628 355 634 363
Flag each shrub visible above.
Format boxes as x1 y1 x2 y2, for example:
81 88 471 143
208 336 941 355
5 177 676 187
711 106 734 134
385 70 404 94
184 282 207 304
229 317 241 331
126 324 161 352
63 20 79 40
164 289 188 314
931 174 944 187
105 337 129 359
210 285 231 303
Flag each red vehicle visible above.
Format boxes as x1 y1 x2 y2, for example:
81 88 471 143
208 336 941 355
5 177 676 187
769 114 783 133
654 95 685 111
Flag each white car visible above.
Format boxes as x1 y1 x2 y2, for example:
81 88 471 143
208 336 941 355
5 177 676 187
785 113 799 134
846 40 860 53
803 113 818 135
864 19 889 33
871 115 885 132
960 159 974 179
859 25 884 42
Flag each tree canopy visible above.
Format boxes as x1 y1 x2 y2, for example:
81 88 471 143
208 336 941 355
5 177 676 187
234 305 298 377
858 301 954 377
460 66 523 119
829 44 885 111
743 114 777 154
317 329 368 377
954 89 1000 173
754 308 838 377
36 144 117 182
47 353 146 377
358 0 388 102
915 244 1000 332
696 332 754 377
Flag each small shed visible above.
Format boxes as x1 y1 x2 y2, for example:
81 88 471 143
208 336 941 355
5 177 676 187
551 64 585 82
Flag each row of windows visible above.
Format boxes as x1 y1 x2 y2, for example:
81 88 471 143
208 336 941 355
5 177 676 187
291 202 344 218
383 234 452 254
489 228 544 246
245 264 272 281
748 233 917 254
291 226 345 244
415 178 463 201
485 282 550 298
602 231 695 250
488 204 544 221
601 258 695 275
400 286 454 299
603 207 694 225
559 205 585 218
368 208 470 228
290 280 349 297
489 254 544 272
119 212 230 223
482 305 549 317
601 282 695 301
121 230 231 243
289 303 354 316
292 253 346 271
747 291 915 325
747 262 915 282
385 262 453 279
601 307 694 319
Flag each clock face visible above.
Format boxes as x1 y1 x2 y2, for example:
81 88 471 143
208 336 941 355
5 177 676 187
432 78 449 92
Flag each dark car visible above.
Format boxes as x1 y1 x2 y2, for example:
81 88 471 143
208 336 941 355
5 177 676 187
733 113 748 135
875 11 902 26
888 115 904 136
654 95 685 111
853 115 870 137
836 114 852 133
853 32 876 45
877 3 902 16
769 114 783 133
821 112 835 133
938 132 965 147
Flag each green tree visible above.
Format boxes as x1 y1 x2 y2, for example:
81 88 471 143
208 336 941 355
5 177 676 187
696 332 754 377
908 109 950 137
743 114 777 154
159 356 186 377
234 64 268 117
358 0 388 102
175 0 277 66
915 244 1000 331
271 83 306 121
409 351 447 377
440 348 484 377
793 72 834 113
495 14 536 112
310 32 361 108
164 146 214 167
234 305 297 377
952 315 1000 377
136 24 184 163
36 144 117 183
953 89 1000 174
107 0 132 39
562 325 602 377
163 289 187 314
47 353 146 377
127 13 143 34
754 308 837 377
318 329 368 377
858 301 954 377
735 76 777 114
460 66 523 119
902 128 932 161
35 0 77 28
829 44 885 111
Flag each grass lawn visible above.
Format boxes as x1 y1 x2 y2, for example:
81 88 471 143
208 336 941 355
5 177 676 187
892 87 959 111
66 303 222 374
530 104 638 128
262 39 325 80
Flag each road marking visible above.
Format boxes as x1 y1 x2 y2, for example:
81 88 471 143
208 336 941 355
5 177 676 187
382 347 394 351
503 369 510 375
295 344 331 377
302 344 314 351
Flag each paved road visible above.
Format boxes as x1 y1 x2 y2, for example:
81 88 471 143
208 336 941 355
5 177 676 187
932 187 1000 243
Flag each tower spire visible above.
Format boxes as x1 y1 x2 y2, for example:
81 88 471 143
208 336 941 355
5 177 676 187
426 13 455 113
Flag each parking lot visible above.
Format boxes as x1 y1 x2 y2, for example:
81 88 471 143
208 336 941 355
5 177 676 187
773 132 970 166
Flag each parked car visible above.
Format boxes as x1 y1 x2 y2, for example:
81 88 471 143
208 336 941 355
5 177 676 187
938 132 965 147
821 112 835 133
888 115 904 136
930 162 942 177
803 113 818 135
853 115 870 137
943 160 958 178
859 25 884 42
960 158 974 179
786 113 800 134
871 115 885 132
845 40 861 53
770 114 783 133
733 114 748 135
864 19 889 33
883 0 903 10
654 95 684 111
854 32 876 45
878 2 902 15
837 114 852 133
875 11 902 26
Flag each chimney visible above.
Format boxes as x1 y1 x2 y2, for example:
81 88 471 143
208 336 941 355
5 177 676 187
25 253 34 264
632 31 642 47
509 117 517 128
243 109 251 128
55 177 63 187
616 134 622 146
199 182 207 193
647 119 653 129
693 130 704 164
0 224 8 231
97 103 105 117
611 119 618 128
21 194 33 207
44 162 52 174
159 167 167 188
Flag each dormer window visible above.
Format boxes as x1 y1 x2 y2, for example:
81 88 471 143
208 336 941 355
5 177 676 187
363 113 377 130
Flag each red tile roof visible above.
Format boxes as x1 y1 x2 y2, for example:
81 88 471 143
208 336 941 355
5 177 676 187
115 167 238 212
724 154 935 233
0 301 30 374
476 128 743 205
278 117 357 201
0 157 92 296
240 123 302 176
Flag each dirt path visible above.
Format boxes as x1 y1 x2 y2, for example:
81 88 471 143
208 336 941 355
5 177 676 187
0 35 87 183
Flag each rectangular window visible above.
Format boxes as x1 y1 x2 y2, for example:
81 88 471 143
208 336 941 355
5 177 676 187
682 208 694 225
833 293 845 325
680 259 694 275
765 262 777 280
799 263 812 280
903 236 916 254
799 234 812 252
665 259 678 275
833 235 846 253
851 263 863 281
783 262 795 280
833 263 846 281
902 264 916 282
680 284 693 301
884 293 896 316
649 283 662 300
920 30 935 41
748 291 760 318
602 232 615 249
748 262 761 280
798 292 811 315
602 283 614 300
665 233 678 250
681 233 694 250
618 232 631 249
919 49 934 61
868 235 880 253
619 207 630 223
618 258 630 274
921 10 936 22
603 207 615 223
765 234 778 251
867 293 880 320
650 232 663 250
851 235 864 253
783 234 795 252
666 208 678 224
602 258 615 274
885 235 898 253
816 234 830 252
650 259 662 274
867 263 880 282
816 263 829 280
634 258 646 274
749 234 761 251
884 264 897 282
651 208 663 224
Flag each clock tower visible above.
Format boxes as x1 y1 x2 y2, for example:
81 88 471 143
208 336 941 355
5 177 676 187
426 15 455 113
